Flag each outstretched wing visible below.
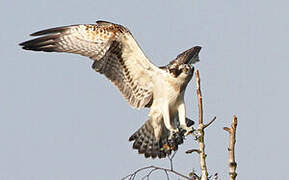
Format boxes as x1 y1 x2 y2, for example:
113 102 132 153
20 21 159 109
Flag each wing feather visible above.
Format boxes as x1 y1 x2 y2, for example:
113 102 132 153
20 21 158 108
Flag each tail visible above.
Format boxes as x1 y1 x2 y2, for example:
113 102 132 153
129 117 195 159
129 119 178 159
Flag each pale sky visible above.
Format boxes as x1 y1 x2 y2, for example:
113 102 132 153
1 0 289 179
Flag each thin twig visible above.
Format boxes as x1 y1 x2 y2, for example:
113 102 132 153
168 151 177 170
164 169 170 180
195 70 209 180
122 166 154 180
185 149 200 154
141 168 158 180
122 165 192 180
223 115 238 180
204 116 217 129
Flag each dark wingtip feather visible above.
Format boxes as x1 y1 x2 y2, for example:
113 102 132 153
19 33 61 52
96 20 113 25
21 46 38 51
29 26 71 36
194 45 202 51
192 46 202 56
19 41 25 46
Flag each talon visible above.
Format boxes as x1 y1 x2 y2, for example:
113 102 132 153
192 130 201 140
173 133 184 145
179 125 195 136
168 129 179 140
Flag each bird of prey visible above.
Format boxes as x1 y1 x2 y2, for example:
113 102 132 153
19 20 201 159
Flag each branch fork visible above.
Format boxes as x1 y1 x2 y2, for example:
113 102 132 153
194 70 216 180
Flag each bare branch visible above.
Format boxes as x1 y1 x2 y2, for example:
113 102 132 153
223 127 231 132
195 69 209 180
223 115 238 180
122 165 193 180
204 116 217 129
141 168 159 180
168 151 177 170
164 170 170 180
185 149 200 154
195 70 203 125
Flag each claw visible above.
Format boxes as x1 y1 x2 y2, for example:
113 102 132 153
192 130 201 140
173 132 184 144
166 128 184 150
168 129 179 140
179 125 195 136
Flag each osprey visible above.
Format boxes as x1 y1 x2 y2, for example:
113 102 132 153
19 21 201 159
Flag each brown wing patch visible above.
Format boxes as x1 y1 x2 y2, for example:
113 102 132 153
92 41 153 108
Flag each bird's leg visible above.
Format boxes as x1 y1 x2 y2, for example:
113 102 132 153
162 104 178 140
178 103 194 136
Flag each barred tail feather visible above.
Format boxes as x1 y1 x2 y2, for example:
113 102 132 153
129 117 195 159
129 120 173 159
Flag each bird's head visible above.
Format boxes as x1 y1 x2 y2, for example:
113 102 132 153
178 64 194 74
177 64 194 81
